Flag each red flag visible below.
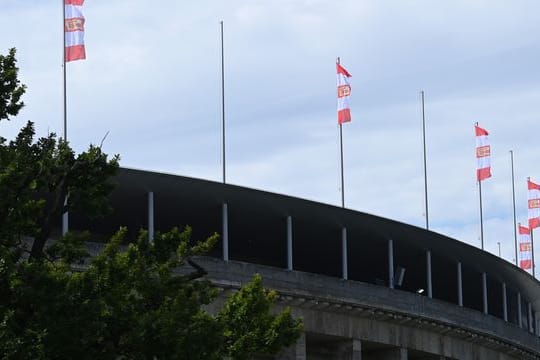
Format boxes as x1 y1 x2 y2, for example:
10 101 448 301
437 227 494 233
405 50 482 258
336 62 351 124
65 0 86 62
474 124 491 181
528 178 540 229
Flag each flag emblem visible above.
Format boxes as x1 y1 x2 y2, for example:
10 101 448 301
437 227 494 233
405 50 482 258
476 146 490 158
338 85 351 98
65 18 84 32
528 199 540 209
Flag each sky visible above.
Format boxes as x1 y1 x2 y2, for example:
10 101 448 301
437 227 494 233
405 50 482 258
2 0 540 273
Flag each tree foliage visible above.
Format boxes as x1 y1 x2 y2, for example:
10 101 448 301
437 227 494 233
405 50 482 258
0 48 302 359
0 121 119 259
0 48 26 121
2 227 302 359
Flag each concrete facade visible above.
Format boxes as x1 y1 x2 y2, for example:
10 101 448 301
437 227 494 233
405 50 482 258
199 257 540 359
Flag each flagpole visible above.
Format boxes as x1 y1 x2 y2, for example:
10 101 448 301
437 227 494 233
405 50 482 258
220 20 226 184
479 179 484 250
62 0 67 141
62 0 69 236
339 123 345 208
337 57 345 208
510 150 518 266
421 90 429 229
531 230 536 277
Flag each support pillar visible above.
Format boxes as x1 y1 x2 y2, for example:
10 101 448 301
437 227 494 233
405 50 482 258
342 227 348 280
528 303 534 333
534 311 540 336
62 197 68 235
388 239 394 289
148 191 154 243
518 292 523 328
426 250 432 298
222 203 228 261
502 282 508 322
482 272 488 315
276 331 306 360
337 339 361 360
457 262 463 307
287 216 293 271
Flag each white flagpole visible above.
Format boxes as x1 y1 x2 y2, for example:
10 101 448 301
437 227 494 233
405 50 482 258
220 21 226 184
62 0 69 236
339 122 345 208
528 177 537 277
478 179 484 250
510 150 518 266
62 0 67 141
421 90 429 229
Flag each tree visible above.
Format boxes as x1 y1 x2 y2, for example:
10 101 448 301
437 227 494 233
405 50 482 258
2 227 302 359
0 48 25 121
0 49 302 359
0 121 119 260
0 49 118 260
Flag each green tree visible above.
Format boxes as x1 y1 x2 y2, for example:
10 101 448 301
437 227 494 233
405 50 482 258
0 48 118 260
0 48 25 121
0 48 302 359
0 121 119 259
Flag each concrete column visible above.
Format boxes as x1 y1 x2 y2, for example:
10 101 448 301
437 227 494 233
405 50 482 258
388 239 394 289
342 227 348 280
148 191 154 243
482 272 488 315
502 282 508 322
287 216 293 271
518 292 523 328
222 203 228 261
534 311 540 336
337 338 361 360
528 303 534 333
62 196 69 235
426 250 432 298
276 331 306 360
457 262 463 307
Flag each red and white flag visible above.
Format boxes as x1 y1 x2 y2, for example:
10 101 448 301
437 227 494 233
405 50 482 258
65 0 86 62
519 224 532 270
528 178 540 229
336 62 351 124
474 124 491 181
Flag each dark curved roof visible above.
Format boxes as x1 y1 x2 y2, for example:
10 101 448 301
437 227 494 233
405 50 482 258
72 167 540 316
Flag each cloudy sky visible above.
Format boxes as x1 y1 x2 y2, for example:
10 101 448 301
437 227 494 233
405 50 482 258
2 0 540 272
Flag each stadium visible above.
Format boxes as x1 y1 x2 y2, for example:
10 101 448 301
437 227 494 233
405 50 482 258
70 167 540 360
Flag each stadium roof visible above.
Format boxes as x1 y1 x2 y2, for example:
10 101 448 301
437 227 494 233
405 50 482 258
72 167 540 312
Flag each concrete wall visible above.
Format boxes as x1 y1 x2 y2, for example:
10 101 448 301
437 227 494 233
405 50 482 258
197 257 540 360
